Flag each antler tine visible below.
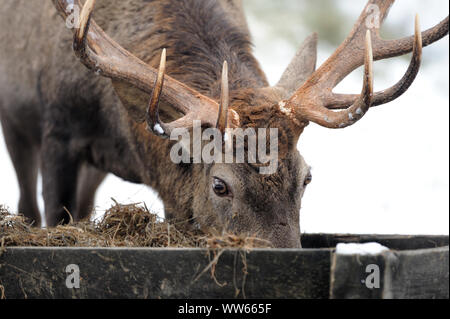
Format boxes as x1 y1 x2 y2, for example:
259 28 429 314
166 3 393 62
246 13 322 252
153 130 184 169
147 49 167 137
216 61 229 134
327 14 423 110
73 0 95 58
295 31 374 128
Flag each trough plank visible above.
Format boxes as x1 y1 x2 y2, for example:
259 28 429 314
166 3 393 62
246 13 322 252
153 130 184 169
330 246 449 299
0 247 331 299
301 234 449 250
383 246 449 299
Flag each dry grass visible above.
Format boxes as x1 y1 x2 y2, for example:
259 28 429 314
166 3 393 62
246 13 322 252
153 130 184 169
0 203 272 249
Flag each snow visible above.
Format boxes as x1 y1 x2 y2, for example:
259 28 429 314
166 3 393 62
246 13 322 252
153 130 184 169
335 242 389 255
154 124 165 135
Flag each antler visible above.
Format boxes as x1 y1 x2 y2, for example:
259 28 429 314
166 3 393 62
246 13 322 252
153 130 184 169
286 0 448 128
216 61 230 135
146 50 230 137
52 0 237 136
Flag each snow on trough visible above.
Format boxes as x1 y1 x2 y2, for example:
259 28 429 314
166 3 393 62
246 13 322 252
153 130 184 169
335 242 389 255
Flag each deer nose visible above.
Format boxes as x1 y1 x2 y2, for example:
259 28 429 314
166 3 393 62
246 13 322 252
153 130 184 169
270 223 301 248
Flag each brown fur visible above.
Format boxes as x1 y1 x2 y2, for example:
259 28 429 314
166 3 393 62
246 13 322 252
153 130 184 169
0 0 312 247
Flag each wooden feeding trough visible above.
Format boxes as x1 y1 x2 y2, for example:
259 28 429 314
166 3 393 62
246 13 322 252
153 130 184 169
0 234 448 299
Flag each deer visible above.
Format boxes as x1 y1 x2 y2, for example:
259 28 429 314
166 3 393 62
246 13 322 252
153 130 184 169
0 0 447 247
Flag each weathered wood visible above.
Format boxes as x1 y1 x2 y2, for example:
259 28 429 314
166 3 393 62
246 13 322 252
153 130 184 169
1 234 447 299
330 246 449 299
0 247 331 299
330 252 391 299
383 247 449 299
301 233 449 250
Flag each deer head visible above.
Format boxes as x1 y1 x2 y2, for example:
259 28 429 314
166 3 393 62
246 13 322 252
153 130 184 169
53 0 448 247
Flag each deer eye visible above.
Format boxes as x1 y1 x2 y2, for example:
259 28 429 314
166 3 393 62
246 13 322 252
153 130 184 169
304 172 312 187
212 177 229 196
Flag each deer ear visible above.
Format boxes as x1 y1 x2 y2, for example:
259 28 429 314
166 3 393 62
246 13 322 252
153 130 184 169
275 33 317 98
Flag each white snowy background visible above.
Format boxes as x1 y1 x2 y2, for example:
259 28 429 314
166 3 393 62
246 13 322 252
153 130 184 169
0 0 448 234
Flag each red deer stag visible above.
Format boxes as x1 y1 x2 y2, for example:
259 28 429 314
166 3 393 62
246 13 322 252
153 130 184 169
0 0 448 247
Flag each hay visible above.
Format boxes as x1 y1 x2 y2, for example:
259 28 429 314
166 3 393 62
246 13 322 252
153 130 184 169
0 203 272 249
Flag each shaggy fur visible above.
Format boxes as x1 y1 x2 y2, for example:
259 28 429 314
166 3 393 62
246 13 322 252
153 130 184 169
0 0 311 247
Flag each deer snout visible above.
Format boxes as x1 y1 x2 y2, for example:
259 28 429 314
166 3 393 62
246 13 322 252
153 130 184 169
267 222 301 248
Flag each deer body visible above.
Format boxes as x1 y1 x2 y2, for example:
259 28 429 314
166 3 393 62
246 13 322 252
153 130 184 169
1 0 169 225
0 0 304 246
0 0 447 247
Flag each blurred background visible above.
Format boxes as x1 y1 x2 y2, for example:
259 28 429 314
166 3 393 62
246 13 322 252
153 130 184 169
0 0 448 234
